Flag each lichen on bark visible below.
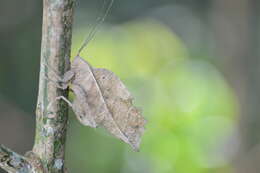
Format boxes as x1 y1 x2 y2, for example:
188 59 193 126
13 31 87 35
0 145 33 173
32 0 74 172
0 1 74 173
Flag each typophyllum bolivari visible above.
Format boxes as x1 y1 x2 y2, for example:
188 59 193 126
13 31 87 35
45 0 146 151
47 56 146 150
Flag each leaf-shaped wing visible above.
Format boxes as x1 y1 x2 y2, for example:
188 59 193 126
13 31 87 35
71 56 146 151
93 68 146 150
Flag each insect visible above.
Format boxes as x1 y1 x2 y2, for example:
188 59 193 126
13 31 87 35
45 0 146 151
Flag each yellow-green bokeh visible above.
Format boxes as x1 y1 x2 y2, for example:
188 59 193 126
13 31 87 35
66 19 238 173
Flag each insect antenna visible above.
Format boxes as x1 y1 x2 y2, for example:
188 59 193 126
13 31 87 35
77 0 114 56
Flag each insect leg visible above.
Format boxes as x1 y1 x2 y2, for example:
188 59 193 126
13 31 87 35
42 62 63 81
42 74 68 90
47 96 73 110
42 62 74 84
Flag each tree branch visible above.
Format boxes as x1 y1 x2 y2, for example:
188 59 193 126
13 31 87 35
33 0 74 172
0 145 32 173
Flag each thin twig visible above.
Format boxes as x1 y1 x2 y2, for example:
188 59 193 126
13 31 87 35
33 0 74 172
0 145 32 173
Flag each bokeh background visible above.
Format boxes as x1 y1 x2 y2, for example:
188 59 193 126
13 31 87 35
0 0 259 173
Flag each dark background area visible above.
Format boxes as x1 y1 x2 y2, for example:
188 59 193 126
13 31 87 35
0 0 260 173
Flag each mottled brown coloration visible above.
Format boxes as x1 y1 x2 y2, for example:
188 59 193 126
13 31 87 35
47 56 146 150
70 84 97 128
69 56 146 151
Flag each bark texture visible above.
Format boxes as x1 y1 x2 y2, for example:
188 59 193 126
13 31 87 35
0 0 74 172
32 0 74 172
0 145 33 173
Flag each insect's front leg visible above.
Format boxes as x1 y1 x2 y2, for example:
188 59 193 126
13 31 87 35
42 62 75 113
42 62 75 89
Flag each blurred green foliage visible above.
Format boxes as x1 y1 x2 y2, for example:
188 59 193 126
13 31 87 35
66 19 238 173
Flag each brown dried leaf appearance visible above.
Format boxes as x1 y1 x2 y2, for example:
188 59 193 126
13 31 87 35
93 68 146 150
70 84 97 128
71 56 146 151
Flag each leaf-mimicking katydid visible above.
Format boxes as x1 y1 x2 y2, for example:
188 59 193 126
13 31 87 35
45 0 146 151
